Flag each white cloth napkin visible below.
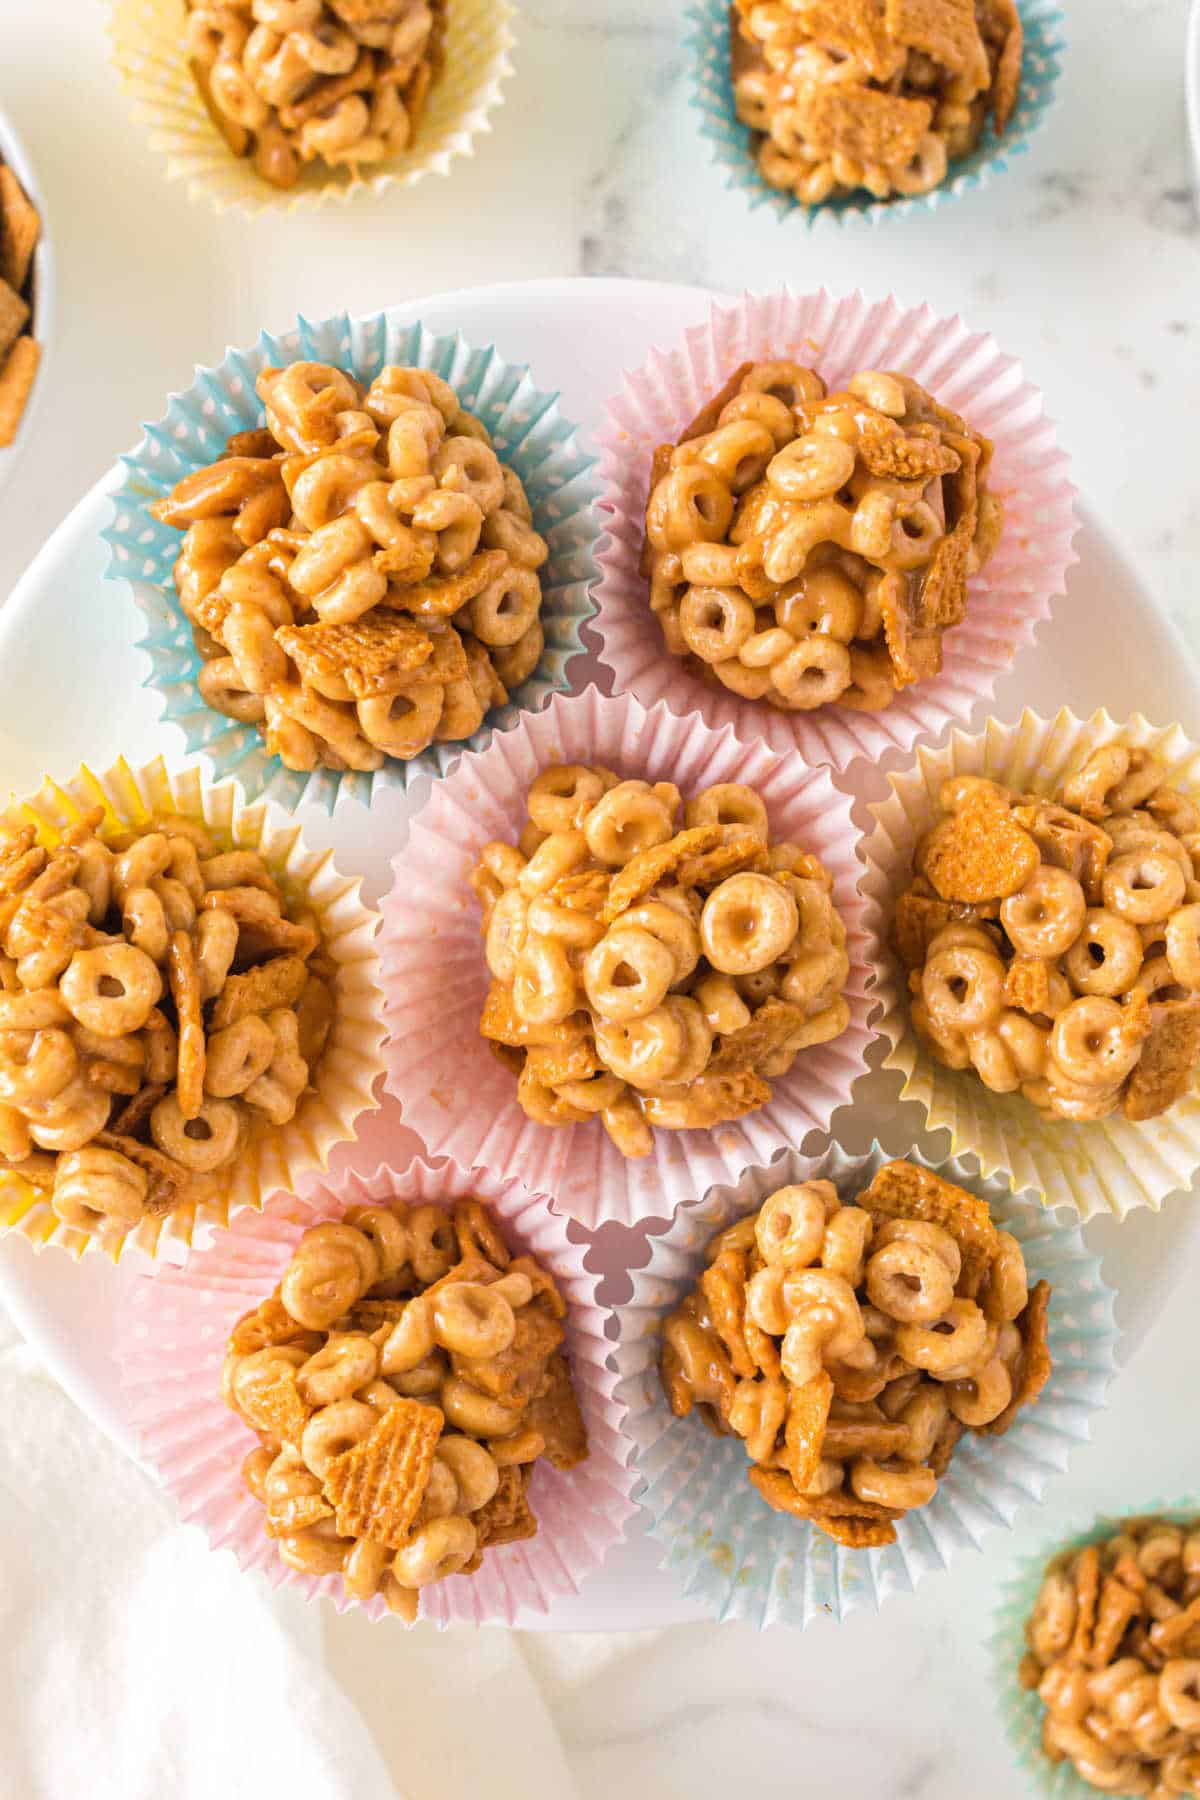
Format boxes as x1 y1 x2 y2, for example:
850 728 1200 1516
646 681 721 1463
0 1309 399 1800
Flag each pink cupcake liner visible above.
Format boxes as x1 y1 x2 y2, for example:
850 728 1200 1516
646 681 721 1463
379 688 875 1228
593 287 1078 774
114 1157 635 1628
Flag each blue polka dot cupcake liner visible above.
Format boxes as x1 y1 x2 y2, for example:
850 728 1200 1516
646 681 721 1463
687 0 1066 226
103 308 599 812
613 1140 1117 1629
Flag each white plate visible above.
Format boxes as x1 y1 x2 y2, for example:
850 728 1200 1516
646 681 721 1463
1 277 1199 1631
0 103 53 492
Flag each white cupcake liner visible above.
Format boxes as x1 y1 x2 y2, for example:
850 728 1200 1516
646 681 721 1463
992 1498 1200 1799
102 307 598 813
379 687 875 1228
862 707 1200 1220
613 1140 1117 1630
114 1156 635 1626
593 287 1078 774
0 755 384 1261
108 0 517 215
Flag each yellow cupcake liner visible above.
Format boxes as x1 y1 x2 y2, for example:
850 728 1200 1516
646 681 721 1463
861 707 1200 1221
0 755 385 1261
108 0 517 215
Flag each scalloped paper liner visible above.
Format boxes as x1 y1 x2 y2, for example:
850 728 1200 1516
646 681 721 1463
0 755 384 1261
992 1498 1200 1798
102 308 598 813
114 1157 636 1626
593 287 1077 774
862 707 1200 1221
379 687 875 1228
108 0 517 215
686 0 1065 226
613 1141 1117 1630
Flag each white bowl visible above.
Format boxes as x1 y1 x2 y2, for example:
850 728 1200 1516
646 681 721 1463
0 104 53 493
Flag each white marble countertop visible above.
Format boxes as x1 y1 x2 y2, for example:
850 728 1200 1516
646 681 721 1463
2 2 1200 1796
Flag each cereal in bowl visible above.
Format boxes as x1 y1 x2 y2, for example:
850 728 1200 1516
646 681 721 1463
1020 1516 1200 1796
0 807 336 1237
730 0 1023 206
896 744 1200 1122
224 1196 588 1618
184 0 443 190
152 360 549 775
470 770 852 1157
661 1160 1050 1547
641 360 1003 715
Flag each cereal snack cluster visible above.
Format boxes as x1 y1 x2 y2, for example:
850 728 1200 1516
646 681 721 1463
224 1196 588 1619
1020 1517 1200 1797
731 0 1023 205
184 0 442 190
660 1160 1050 1547
152 360 549 775
0 807 335 1237
896 744 1200 1123
0 154 41 448
470 770 852 1158
641 359 1002 716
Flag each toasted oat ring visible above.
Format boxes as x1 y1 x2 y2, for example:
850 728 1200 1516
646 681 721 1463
469 565 541 648
946 1358 1013 1427
894 1299 989 1377
765 432 857 504
283 1236 370 1331
865 1239 954 1325
342 1204 410 1282
1063 908 1144 996
775 566 863 645
679 585 756 663
850 1456 937 1511
391 1516 478 1589
754 1182 830 1270
645 465 735 552
432 1281 516 1359
436 1437 500 1514
379 1297 436 1374
484 887 529 981
440 1375 525 1438
700 873 799 976
149 1092 240 1173
59 943 162 1038
780 1267 865 1360
297 1334 379 1407
1001 867 1088 959
0 990 71 1032
0 1028 77 1106
301 1398 379 1480
613 901 700 985
871 1218 962 1286
921 944 1007 1033
527 765 606 835
407 1204 457 1285
1050 996 1142 1094
593 1006 688 1090
356 687 443 759
512 933 578 1028
1166 903 1200 989
583 786 674 868
1102 849 1187 925
690 420 776 494
583 925 675 1023
684 785 768 841
769 634 852 709
204 1015 275 1097
1160 1660 1200 1733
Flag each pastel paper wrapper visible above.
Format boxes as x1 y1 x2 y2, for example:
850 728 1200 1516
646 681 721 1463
109 0 516 215
379 687 875 1228
992 1498 1200 1798
686 0 1065 226
614 1141 1117 1630
114 1157 636 1626
0 756 385 1261
593 287 1078 774
103 308 598 813
862 707 1200 1220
